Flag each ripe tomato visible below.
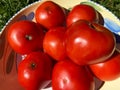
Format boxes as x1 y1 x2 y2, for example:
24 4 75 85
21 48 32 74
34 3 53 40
89 50 120 81
35 1 66 29
18 51 53 90
65 20 115 65
7 20 45 55
52 59 95 90
43 26 67 61
67 4 98 27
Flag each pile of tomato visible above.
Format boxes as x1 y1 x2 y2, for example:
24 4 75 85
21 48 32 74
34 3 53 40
7 1 120 90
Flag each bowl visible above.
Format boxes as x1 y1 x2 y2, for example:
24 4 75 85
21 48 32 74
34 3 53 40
0 0 120 90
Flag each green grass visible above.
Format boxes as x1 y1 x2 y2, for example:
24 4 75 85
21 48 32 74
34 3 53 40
0 0 38 30
0 0 120 31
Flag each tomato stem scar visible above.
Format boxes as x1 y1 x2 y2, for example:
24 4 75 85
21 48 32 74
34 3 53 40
25 35 33 40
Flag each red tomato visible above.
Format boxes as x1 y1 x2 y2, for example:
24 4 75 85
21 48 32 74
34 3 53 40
18 51 53 90
52 59 95 90
7 20 45 54
43 26 67 61
65 20 115 65
89 50 120 81
35 1 66 29
67 4 98 27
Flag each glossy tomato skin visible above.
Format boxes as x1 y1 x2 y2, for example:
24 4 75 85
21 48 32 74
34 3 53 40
65 20 115 65
52 59 95 90
67 4 98 27
35 1 66 29
43 26 67 61
89 50 120 81
7 20 45 55
18 51 53 90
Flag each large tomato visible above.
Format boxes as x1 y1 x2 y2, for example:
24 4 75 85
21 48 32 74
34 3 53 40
89 49 120 81
18 51 53 90
65 20 115 65
7 20 45 54
43 26 67 61
35 1 66 29
52 59 95 90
